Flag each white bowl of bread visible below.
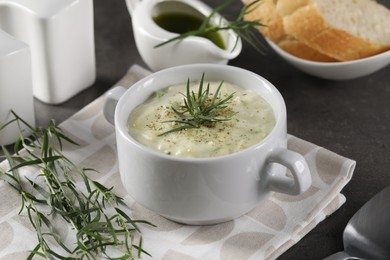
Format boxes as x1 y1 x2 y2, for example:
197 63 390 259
244 0 390 80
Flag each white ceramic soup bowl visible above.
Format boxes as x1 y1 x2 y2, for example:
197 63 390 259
267 39 390 80
103 64 311 225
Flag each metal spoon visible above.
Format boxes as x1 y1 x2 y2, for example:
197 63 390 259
324 185 390 260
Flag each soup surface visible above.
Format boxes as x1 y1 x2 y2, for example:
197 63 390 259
127 81 275 158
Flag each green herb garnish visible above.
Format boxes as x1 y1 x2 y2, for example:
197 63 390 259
154 0 265 53
0 111 154 259
159 73 236 136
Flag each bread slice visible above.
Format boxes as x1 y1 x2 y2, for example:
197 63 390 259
282 0 390 61
243 0 336 62
243 0 390 61
243 0 286 42
277 36 337 62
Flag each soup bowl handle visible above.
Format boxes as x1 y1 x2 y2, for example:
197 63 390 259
103 86 127 125
266 148 312 195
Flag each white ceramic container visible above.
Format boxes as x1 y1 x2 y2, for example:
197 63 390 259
267 39 390 80
0 0 96 104
126 0 242 71
0 30 35 145
104 64 312 225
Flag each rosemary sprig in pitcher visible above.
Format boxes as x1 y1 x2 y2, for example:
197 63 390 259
0 111 154 259
159 73 236 136
155 0 265 53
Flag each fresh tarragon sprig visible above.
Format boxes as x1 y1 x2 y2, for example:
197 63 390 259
159 73 236 136
155 0 265 54
0 111 154 259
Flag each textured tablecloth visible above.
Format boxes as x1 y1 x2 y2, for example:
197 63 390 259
0 65 356 259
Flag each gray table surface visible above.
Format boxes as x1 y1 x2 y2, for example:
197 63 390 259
7 0 390 259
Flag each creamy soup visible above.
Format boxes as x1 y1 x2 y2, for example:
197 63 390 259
127 81 275 158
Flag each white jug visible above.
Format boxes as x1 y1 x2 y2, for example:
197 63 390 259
0 0 96 104
126 0 242 71
0 31 35 146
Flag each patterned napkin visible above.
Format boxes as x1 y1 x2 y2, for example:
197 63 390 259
0 65 356 260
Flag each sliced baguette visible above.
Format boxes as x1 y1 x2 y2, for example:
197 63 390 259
243 0 336 62
243 0 286 42
243 0 390 61
277 36 337 62
281 0 390 61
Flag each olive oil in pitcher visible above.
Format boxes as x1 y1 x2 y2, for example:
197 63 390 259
153 13 226 49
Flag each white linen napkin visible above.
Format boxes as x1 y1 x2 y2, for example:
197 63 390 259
0 65 355 259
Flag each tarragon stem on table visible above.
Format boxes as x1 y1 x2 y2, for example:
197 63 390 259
154 0 265 54
0 111 154 259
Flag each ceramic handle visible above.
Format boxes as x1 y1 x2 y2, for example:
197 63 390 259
125 0 141 15
103 86 127 125
266 148 312 195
